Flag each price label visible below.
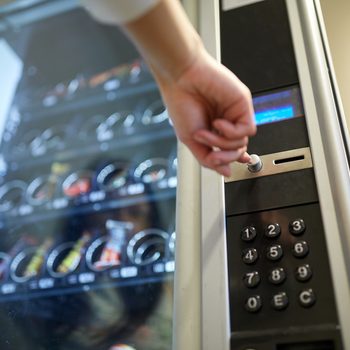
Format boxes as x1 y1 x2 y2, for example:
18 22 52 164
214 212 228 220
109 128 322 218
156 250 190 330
52 198 68 210
89 191 106 202
79 272 95 284
165 261 175 272
18 205 33 216
39 278 55 289
1 283 16 294
121 266 138 278
153 263 165 273
127 184 144 195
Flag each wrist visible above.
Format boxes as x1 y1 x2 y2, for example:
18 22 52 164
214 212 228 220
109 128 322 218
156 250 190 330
124 0 204 83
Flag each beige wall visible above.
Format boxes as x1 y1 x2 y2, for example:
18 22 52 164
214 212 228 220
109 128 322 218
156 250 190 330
320 0 350 126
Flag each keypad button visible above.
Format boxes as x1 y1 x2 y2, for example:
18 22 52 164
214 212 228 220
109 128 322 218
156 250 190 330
266 244 283 261
245 295 262 313
295 264 312 282
299 289 316 307
289 219 306 235
292 241 309 258
271 292 289 310
268 267 286 285
265 223 281 238
242 248 258 264
241 226 257 242
243 271 261 288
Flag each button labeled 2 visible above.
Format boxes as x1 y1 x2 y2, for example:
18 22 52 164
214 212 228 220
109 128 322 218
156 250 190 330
265 223 281 238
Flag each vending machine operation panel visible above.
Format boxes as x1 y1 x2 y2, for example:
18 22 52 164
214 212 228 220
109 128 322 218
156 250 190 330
220 0 347 349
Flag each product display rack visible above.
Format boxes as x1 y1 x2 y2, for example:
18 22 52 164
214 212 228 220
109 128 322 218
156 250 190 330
0 2 176 349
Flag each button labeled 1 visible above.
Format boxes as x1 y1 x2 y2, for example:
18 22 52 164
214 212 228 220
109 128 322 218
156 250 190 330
241 226 257 242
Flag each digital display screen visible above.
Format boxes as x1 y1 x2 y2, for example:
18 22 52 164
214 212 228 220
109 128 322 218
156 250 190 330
253 86 304 125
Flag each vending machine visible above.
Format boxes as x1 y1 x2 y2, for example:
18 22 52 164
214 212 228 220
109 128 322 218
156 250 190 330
0 1 176 349
195 0 350 349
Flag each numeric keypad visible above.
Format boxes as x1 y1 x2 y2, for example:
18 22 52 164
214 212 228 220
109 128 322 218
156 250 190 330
238 217 315 314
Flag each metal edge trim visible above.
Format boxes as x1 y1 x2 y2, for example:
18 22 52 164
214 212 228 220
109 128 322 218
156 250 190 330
200 1 231 350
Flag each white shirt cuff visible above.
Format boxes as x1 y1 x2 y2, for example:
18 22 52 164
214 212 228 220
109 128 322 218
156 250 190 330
82 0 161 25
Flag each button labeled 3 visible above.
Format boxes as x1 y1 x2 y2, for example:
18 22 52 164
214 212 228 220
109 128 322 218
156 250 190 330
289 219 306 235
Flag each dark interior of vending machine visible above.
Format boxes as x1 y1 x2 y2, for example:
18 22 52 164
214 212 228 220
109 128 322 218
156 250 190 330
0 2 176 349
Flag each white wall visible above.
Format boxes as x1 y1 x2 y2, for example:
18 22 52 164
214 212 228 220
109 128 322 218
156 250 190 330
320 0 350 126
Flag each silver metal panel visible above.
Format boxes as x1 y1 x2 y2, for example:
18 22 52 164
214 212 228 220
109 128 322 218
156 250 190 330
286 1 350 348
199 1 231 350
225 147 313 182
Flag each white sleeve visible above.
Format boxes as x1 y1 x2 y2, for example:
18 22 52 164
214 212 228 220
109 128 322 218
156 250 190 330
81 0 161 25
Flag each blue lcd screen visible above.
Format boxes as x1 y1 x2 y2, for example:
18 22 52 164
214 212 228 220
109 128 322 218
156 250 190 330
253 86 303 126
254 106 294 125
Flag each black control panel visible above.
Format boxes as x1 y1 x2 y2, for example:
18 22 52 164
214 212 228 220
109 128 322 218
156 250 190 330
227 204 337 330
220 0 343 349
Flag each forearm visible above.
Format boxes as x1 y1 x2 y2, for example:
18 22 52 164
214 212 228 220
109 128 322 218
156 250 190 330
124 0 203 82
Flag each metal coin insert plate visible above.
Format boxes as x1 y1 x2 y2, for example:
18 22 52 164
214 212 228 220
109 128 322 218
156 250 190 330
225 147 313 183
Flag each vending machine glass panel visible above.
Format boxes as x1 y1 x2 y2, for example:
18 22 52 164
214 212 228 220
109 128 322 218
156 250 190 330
0 2 176 349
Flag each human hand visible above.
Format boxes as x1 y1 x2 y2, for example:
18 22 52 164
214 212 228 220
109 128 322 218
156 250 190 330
154 46 256 177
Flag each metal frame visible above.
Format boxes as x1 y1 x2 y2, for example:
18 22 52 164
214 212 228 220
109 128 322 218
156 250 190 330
199 1 231 350
172 3 202 350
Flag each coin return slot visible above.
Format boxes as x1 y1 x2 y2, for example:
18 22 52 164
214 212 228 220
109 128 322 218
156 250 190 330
274 155 305 165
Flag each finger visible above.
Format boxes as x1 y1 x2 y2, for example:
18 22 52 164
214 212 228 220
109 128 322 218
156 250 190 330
213 117 256 139
206 147 247 166
184 139 213 168
184 139 235 176
213 164 232 177
193 129 248 151
237 152 251 164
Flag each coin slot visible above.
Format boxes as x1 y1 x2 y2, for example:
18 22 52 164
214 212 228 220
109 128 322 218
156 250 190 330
274 155 305 165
